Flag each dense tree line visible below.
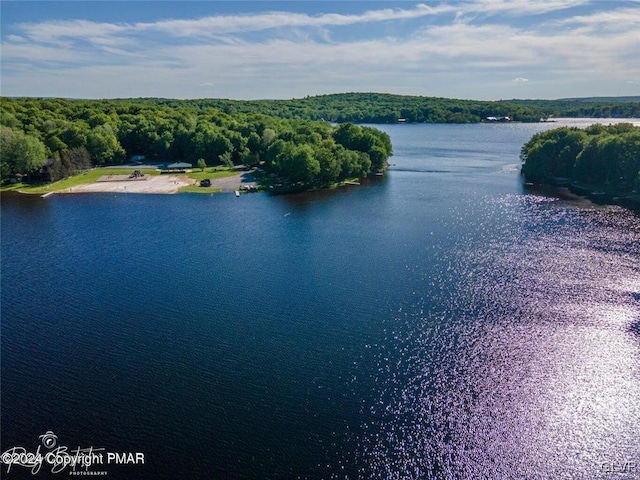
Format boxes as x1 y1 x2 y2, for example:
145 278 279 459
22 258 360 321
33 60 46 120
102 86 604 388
520 123 640 194
147 93 639 124
146 93 545 123
507 98 640 120
0 97 392 187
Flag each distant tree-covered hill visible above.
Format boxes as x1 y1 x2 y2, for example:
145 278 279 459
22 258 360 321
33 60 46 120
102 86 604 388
505 98 640 120
557 96 640 103
143 93 542 123
138 92 639 124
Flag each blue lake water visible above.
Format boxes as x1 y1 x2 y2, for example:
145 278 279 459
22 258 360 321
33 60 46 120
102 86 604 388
2 121 640 479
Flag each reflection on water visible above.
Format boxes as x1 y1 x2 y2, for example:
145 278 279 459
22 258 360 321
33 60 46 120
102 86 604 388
360 195 640 479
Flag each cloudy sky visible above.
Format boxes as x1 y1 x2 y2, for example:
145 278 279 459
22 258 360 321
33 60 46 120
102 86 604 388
1 0 639 100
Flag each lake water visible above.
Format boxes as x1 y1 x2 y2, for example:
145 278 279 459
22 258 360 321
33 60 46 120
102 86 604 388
2 121 640 479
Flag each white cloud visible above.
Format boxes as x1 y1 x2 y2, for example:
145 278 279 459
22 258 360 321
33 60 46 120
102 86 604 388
18 20 131 45
146 3 446 37
6 34 26 43
456 0 589 16
2 1 639 99
1 42 93 64
11 4 443 45
8 2 594 46
551 7 640 29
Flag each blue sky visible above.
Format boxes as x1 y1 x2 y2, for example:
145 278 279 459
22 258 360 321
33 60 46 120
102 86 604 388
1 1 639 100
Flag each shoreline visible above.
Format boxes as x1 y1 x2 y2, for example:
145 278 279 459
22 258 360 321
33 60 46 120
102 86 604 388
523 182 640 213
57 174 195 195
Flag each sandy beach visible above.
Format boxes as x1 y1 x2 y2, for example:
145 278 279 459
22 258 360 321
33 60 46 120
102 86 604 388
61 175 196 194
51 170 258 195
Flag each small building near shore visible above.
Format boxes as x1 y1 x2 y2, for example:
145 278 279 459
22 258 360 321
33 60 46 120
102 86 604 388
160 162 192 173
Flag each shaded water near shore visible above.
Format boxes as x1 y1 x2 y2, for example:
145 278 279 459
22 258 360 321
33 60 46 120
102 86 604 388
2 121 639 479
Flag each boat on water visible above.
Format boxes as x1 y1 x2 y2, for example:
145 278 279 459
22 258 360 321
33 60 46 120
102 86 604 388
235 190 240 197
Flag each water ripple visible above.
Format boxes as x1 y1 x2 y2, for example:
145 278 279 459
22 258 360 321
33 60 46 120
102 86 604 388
359 195 640 480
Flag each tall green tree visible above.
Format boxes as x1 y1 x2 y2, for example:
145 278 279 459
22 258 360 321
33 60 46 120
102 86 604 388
521 127 586 181
0 126 47 178
87 124 126 165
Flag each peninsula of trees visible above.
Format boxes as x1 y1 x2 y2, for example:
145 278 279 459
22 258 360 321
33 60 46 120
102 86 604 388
520 123 640 207
1 97 392 189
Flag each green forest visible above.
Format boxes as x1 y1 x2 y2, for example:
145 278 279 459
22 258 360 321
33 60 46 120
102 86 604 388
520 123 640 195
2 93 638 191
0 97 392 188
110 93 640 124
124 93 640 123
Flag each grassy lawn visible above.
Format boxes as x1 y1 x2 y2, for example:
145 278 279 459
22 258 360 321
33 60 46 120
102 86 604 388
185 167 241 182
1 168 160 195
180 167 243 194
178 184 223 194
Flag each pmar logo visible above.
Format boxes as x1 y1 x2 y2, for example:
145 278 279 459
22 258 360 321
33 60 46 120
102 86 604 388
107 452 146 465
